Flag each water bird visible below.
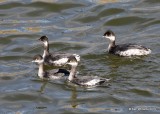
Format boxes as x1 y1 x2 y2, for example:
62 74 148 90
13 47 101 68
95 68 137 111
66 56 110 87
103 30 151 57
39 36 80 66
32 54 69 80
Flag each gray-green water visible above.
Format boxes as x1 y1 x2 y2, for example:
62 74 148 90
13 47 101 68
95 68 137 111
0 0 160 114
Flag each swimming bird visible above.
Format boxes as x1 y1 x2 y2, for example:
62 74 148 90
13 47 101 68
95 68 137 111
39 36 80 66
66 56 110 87
103 30 151 56
32 54 69 80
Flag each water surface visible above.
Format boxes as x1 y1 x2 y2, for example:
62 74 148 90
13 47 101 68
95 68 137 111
0 0 160 114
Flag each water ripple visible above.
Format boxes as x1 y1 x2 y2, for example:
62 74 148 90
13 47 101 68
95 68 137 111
0 0 159 114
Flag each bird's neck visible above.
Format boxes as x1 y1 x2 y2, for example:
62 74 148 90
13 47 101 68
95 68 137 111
68 65 77 81
108 40 115 53
42 41 50 58
38 63 44 79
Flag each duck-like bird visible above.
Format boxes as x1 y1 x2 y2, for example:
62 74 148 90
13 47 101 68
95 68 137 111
32 54 69 80
103 30 151 56
39 36 80 66
66 56 110 87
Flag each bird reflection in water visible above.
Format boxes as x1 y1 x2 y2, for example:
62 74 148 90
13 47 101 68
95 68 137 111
38 81 48 94
70 86 78 108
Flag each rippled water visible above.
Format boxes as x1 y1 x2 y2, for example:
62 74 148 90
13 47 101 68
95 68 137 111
0 0 160 114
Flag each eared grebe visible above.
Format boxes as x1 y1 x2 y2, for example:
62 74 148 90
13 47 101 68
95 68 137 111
32 54 70 80
103 30 151 57
39 36 80 66
66 56 110 87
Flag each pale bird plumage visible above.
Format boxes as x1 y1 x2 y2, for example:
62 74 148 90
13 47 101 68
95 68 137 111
73 54 80 62
117 48 151 56
44 41 48 47
84 79 103 86
52 58 69 66
105 35 115 42
67 62 78 67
